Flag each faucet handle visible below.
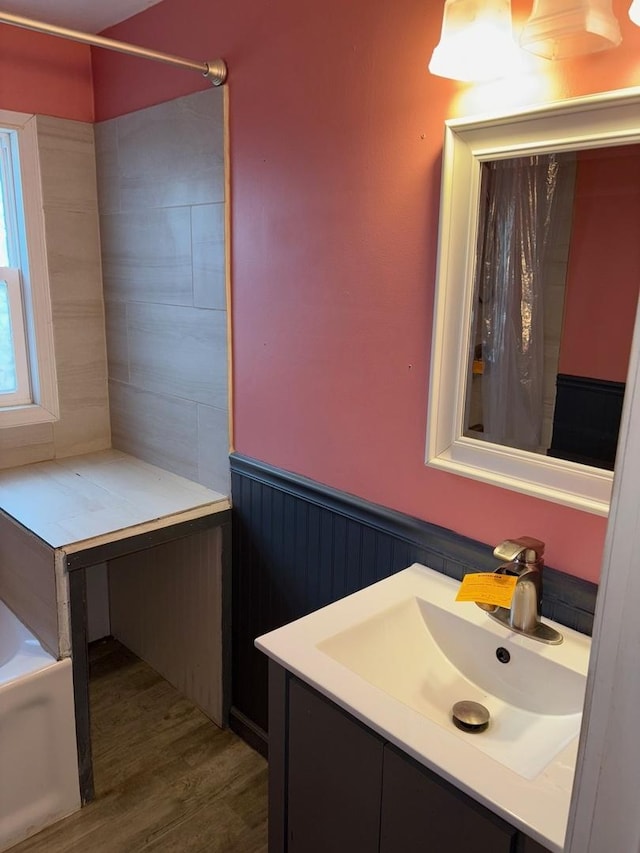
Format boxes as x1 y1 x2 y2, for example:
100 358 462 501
493 537 544 565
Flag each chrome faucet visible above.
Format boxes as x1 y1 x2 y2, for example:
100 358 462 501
480 537 563 645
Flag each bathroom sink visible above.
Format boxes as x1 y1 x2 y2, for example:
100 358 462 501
317 593 586 779
256 562 591 851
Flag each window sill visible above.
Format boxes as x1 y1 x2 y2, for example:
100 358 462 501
0 402 58 429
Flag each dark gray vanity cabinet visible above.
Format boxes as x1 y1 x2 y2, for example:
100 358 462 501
380 743 516 853
519 840 553 853
269 662 553 853
287 676 383 852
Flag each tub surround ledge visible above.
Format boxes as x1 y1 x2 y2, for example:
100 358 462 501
0 448 229 553
0 449 231 806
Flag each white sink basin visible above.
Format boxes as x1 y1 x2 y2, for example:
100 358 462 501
317 594 586 779
255 562 592 852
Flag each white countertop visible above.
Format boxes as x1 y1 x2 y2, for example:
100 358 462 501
257 563 591 852
0 450 230 552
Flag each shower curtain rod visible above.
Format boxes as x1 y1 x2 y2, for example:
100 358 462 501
0 9 227 85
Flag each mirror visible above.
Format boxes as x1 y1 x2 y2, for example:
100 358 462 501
464 145 640 469
426 88 640 516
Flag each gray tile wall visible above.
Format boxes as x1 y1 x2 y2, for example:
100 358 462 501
1 117 111 469
96 89 229 494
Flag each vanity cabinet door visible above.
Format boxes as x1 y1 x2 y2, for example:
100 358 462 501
287 677 384 853
380 744 517 853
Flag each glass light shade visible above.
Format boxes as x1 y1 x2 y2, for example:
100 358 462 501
630 0 640 25
520 0 621 59
429 0 520 82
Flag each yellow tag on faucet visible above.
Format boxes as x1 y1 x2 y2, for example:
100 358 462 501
456 573 517 608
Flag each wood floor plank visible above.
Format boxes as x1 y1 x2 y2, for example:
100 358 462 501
8 639 267 853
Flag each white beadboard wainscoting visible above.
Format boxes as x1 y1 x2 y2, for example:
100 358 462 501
109 527 224 724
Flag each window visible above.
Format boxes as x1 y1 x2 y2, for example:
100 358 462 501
1 130 31 406
0 271 30 404
0 110 58 428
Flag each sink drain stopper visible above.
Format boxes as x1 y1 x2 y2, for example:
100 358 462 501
452 700 490 733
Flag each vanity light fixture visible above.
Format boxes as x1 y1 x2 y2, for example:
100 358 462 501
519 0 622 59
428 0 520 82
629 0 640 25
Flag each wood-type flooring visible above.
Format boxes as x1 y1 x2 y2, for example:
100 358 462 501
9 639 268 853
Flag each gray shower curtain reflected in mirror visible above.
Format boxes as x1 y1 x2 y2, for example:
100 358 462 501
465 153 571 455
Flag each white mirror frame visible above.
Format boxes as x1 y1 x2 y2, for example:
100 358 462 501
426 87 640 517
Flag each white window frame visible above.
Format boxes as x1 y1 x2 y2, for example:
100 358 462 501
0 268 31 405
0 109 58 428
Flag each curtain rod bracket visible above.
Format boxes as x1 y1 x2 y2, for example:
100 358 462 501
204 59 228 86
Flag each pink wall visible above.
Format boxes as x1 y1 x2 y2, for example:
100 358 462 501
560 146 640 381
92 0 640 583
0 24 93 121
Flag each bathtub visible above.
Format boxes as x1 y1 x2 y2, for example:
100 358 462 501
0 599 81 851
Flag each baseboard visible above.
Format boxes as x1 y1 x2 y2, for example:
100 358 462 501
229 706 268 758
